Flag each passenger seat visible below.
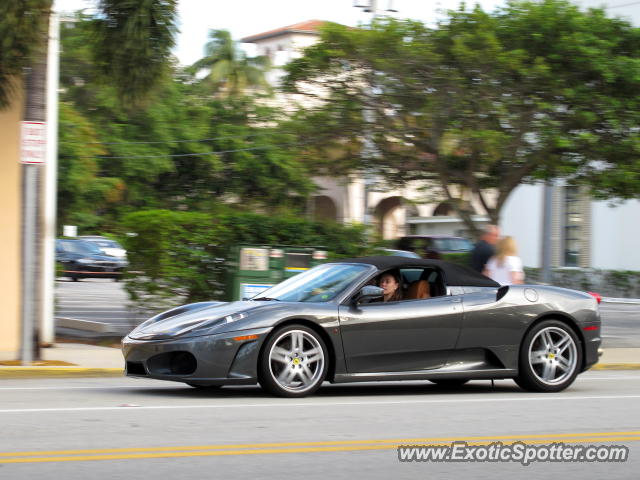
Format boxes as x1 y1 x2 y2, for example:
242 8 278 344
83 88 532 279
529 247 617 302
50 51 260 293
406 280 430 299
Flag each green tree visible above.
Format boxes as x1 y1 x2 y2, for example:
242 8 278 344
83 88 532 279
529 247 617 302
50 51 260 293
284 0 640 236
57 14 313 230
57 102 125 229
0 0 178 110
0 0 51 108
189 29 271 97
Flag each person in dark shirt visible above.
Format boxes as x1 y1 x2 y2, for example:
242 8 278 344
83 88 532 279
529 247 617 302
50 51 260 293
470 224 500 273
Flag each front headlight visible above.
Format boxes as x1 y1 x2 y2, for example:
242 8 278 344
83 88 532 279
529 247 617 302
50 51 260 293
174 312 248 337
129 309 248 339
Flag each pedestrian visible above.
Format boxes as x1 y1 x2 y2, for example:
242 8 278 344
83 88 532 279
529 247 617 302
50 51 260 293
484 236 525 285
470 224 500 273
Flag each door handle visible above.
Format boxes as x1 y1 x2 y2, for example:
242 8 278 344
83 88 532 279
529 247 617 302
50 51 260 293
450 297 462 303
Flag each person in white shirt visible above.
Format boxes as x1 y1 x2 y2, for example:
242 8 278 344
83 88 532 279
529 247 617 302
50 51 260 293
483 236 524 285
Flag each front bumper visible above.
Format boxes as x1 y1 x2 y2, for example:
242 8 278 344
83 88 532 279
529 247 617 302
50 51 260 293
122 327 271 385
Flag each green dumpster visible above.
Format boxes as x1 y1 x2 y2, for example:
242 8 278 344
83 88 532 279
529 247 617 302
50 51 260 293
227 245 327 301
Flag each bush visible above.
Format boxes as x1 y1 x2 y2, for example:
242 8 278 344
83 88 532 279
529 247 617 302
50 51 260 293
120 209 374 310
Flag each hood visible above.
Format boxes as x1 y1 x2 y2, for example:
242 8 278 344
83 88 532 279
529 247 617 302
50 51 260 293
129 301 261 339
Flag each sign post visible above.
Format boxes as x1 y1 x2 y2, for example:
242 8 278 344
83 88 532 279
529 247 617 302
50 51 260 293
20 121 46 364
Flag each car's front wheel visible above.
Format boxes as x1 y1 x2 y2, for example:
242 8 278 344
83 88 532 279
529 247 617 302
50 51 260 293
515 319 582 392
259 325 328 398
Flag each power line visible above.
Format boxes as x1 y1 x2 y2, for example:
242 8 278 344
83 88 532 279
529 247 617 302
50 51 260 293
88 143 299 160
61 131 292 146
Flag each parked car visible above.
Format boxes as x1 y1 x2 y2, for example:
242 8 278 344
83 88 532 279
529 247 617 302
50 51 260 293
122 256 600 397
56 239 128 281
397 235 473 258
78 235 127 259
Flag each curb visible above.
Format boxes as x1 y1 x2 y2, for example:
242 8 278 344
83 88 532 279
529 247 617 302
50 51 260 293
0 367 124 379
591 363 640 371
56 317 134 335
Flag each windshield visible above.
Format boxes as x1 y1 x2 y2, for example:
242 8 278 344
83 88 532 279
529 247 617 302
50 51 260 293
94 240 120 248
60 240 103 255
433 237 473 252
252 263 370 303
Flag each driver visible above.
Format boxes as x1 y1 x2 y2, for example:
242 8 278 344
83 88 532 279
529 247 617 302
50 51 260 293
376 270 403 302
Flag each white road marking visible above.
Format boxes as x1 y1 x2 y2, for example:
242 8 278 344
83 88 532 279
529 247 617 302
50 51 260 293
1 394 640 414
0 385 184 391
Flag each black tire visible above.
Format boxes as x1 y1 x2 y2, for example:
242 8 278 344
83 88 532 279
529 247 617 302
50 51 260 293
515 319 582 392
70 275 79 282
429 379 469 387
258 324 328 398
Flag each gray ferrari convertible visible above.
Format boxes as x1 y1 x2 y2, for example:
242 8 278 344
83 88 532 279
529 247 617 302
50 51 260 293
122 256 601 397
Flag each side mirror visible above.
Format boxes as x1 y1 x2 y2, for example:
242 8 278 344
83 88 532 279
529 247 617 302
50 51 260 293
354 285 384 304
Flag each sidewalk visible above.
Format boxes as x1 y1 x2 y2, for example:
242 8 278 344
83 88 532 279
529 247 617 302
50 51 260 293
0 343 124 378
0 343 638 378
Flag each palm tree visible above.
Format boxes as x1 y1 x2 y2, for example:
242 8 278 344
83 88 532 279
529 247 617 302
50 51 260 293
0 0 178 110
189 29 270 97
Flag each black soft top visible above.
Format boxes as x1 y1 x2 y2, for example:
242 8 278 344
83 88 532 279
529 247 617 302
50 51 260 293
333 256 500 287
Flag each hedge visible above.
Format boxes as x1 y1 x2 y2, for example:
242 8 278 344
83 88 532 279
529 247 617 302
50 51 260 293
120 209 374 310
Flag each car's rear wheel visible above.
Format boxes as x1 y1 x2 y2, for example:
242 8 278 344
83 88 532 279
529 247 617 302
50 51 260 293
515 320 582 392
429 379 469 387
259 325 328 398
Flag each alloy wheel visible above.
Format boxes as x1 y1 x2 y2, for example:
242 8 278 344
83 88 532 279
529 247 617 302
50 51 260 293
267 329 326 394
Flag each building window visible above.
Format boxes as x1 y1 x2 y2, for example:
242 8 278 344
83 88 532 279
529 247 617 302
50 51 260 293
563 186 582 267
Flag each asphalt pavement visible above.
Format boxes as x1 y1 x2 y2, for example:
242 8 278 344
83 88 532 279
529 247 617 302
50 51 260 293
1 372 639 479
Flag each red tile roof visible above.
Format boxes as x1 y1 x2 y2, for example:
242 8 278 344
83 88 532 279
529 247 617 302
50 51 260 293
241 20 326 43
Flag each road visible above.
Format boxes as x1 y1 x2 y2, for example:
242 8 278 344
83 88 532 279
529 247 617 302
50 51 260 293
1 371 639 479
55 278 640 346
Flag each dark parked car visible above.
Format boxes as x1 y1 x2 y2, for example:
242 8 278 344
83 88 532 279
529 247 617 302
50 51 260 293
397 235 473 258
56 239 128 281
122 256 601 397
78 235 127 259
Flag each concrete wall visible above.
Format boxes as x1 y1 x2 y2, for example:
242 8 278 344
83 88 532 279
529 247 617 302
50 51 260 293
0 88 23 357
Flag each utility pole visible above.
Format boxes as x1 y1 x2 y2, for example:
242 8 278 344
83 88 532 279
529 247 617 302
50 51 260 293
21 27 49 363
20 3 59 362
40 9 60 347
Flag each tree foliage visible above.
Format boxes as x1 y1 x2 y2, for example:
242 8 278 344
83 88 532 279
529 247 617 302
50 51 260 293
284 0 640 235
91 0 178 107
58 15 311 232
188 29 271 97
0 0 51 108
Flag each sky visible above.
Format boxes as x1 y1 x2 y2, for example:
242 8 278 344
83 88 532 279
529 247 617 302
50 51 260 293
56 0 640 66
56 0 506 65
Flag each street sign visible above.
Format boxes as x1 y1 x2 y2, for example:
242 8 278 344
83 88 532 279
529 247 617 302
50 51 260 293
20 121 46 164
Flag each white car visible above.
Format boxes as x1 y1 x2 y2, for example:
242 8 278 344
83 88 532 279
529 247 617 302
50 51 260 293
78 236 127 259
